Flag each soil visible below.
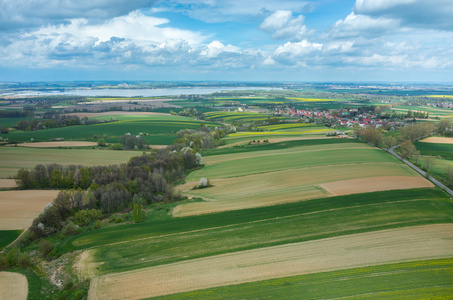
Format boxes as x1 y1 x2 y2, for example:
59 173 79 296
0 272 28 300
0 190 60 230
0 179 17 189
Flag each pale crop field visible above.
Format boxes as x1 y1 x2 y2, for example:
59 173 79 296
0 190 59 230
0 147 139 178
320 176 433 196
0 272 28 300
87 224 453 300
14 141 98 148
419 137 453 144
176 163 420 216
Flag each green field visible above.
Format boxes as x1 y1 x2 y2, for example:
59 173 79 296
67 188 453 276
154 258 453 299
391 105 453 118
0 230 22 250
2 115 221 143
204 111 273 122
188 145 399 181
0 147 139 178
415 141 453 160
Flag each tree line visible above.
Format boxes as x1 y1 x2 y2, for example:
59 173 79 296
14 115 108 131
16 146 202 240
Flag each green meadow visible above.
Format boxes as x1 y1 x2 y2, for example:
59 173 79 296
154 259 453 300
204 111 273 123
2 115 221 143
188 146 399 181
415 141 453 160
65 188 453 276
0 230 22 250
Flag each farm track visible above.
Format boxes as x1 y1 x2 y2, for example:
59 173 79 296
88 224 453 300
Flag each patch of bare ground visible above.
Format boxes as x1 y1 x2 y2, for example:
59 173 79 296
14 141 97 148
87 224 453 300
0 190 59 230
63 111 171 118
320 176 434 196
0 179 17 189
419 137 453 144
0 272 28 300
74 250 103 280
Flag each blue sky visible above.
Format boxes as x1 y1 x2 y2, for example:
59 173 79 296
0 0 452 82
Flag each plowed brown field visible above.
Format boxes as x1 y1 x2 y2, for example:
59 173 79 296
0 190 59 230
0 272 28 300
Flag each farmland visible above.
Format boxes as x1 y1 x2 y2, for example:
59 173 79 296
88 224 453 299
0 190 59 230
204 111 272 123
2 114 221 144
0 147 140 178
0 272 28 300
69 188 452 275
1 86 452 299
156 259 453 299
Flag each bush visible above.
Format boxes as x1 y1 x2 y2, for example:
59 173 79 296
17 253 32 268
133 204 146 223
73 289 86 300
0 255 9 270
39 240 55 258
109 143 123 150
6 248 20 266
62 222 79 237
94 220 102 229
115 217 124 223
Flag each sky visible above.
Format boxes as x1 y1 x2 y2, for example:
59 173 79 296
1 0 452 82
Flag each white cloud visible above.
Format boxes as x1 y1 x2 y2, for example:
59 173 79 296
271 40 322 65
260 10 313 40
162 0 311 23
200 41 240 58
0 0 158 31
354 0 453 31
326 12 399 39
31 11 204 47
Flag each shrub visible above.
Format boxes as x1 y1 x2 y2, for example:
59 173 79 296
73 290 86 300
39 240 55 258
0 255 9 270
109 143 123 150
115 217 124 223
94 220 102 229
133 204 146 223
17 253 32 268
62 222 79 237
6 248 20 266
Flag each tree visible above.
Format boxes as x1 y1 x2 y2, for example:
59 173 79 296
423 156 435 174
97 138 106 147
446 166 453 187
400 140 416 160
133 203 146 223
